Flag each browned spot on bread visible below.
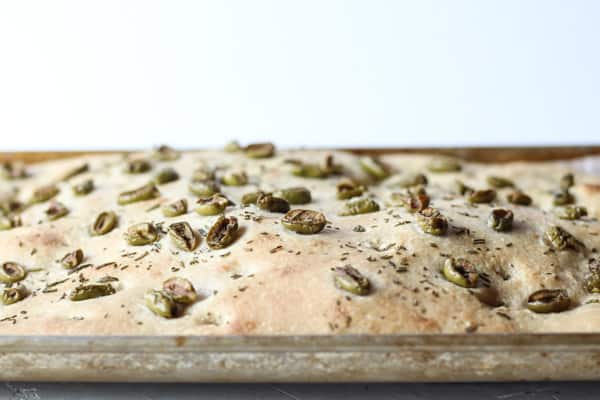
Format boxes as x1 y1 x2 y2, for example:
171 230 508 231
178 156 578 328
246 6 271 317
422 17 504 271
584 183 600 193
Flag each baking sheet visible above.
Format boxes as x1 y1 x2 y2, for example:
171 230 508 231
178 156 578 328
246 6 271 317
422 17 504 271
1 146 600 382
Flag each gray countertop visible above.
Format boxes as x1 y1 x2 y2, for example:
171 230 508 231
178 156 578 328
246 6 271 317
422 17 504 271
2 382 598 400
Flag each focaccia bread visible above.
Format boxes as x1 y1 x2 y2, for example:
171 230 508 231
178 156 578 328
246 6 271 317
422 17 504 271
1 144 599 335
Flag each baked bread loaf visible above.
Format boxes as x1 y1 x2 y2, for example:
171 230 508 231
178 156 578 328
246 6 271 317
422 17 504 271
0 144 599 335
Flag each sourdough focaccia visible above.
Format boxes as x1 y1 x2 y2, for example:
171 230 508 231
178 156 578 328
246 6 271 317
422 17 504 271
1 144 600 335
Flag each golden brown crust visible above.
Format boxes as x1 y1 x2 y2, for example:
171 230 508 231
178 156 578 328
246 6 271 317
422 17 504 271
0 149 599 335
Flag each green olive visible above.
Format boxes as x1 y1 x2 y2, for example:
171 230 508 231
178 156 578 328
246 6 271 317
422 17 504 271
281 209 327 234
29 184 59 204
488 208 514 232
145 289 177 318
162 199 188 217
69 283 116 301
45 202 69 221
245 142 275 158
125 222 159 246
191 167 215 182
221 171 248 186
543 225 582 251
206 216 239 249
2 284 28 305
395 173 428 188
359 156 389 180
526 289 570 313
336 179 365 200
124 159 152 174
118 182 160 205
555 205 588 220
585 272 600 293
189 179 219 198
241 191 264 206
168 221 200 252
454 180 474 195
0 215 22 231
91 211 118 235
443 258 479 288
507 190 532 206
417 207 448 236
61 249 84 269
467 189 496 204
152 145 180 161
153 167 179 185
257 193 290 213
560 173 575 191
486 176 514 188
339 197 380 216
0 262 27 283
0 199 24 216
427 157 462 173
224 140 241 153
392 191 430 213
72 179 94 196
163 277 197 304
275 187 312 205
333 266 370 296
61 163 89 181
1 161 28 180
196 194 232 216
553 190 575 206
291 163 329 179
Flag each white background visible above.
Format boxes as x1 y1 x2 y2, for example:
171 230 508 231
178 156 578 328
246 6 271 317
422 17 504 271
0 0 599 150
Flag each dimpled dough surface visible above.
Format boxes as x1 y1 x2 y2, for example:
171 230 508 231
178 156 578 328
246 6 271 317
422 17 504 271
0 147 599 335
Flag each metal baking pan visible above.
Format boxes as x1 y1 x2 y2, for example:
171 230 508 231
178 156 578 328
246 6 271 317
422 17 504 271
1 146 600 383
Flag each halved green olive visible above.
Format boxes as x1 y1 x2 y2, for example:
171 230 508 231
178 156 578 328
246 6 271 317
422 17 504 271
163 277 197 304
427 157 462 173
45 202 69 221
61 249 84 269
0 199 24 216
125 222 159 246
339 197 380 216
224 140 241 153
291 163 329 179
585 272 600 293
145 289 177 318
275 187 312 205
507 190 532 206
392 191 430 213
73 179 94 196
154 167 179 185
359 156 389 180
168 221 200 252
0 262 27 283
30 185 59 204
162 199 188 217
488 208 514 232
526 289 570 313
206 216 239 249
395 173 428 188
553 190 575 206
91 211 118 235
221 171 248 186
560 173 575 191
443 258 479 288
417 207 448 236
454 180 474 195
1 161 28 180
241 191 264 206
0 215 22 231
487 176 514 188
543 225 582 251
245 142 275 158
118 182 160 205
189 179 219 197
69 283 116 301
333 265 370 296
2 284 28 305
124 159 152 174
152 145 180 161
257 193 290 213
61 163 89 181
192 167 215 182
555 205 587 220
468 189 496 204
336 179 365 200
281 209 326 234
196 194 232 216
